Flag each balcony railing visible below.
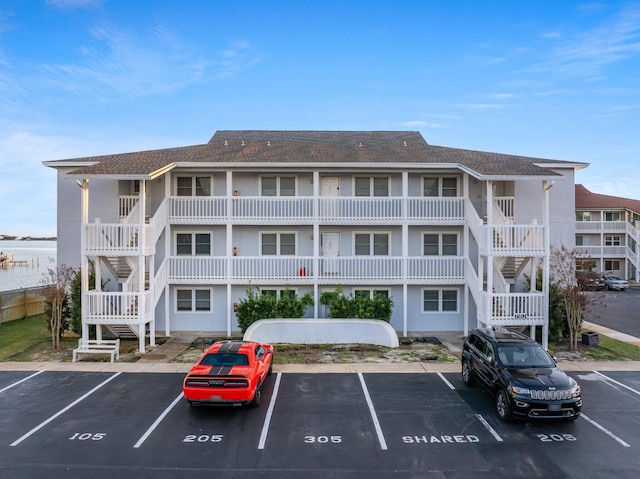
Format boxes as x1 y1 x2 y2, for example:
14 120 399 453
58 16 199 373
85 291 153 325
491 224 545 256
144 196 466 225
575 221 629 232
477 291 545 326
160 256 466 285
575 245 628 257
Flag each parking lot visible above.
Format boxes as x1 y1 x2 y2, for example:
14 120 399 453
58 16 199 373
1 369 639 478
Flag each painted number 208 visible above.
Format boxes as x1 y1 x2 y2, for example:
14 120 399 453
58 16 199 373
537 433 576 442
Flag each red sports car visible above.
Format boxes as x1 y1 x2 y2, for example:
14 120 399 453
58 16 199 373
182 340 273 407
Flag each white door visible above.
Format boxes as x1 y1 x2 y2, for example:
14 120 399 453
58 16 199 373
321 232 340 274
321 176 340 196
321 176 340 218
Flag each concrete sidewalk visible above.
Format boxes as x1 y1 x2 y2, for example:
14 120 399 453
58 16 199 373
1 324 639 373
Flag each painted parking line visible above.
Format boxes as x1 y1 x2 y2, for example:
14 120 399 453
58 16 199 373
580 413 631 447
258 372 282 450
358 372 388 450
133 391 184 449
437 372 456 390
9 372 121 447
0 371 44 394
593 371 640 396
475 414 503 442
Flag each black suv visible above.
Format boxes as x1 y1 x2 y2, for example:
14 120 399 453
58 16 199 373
461 328 582 421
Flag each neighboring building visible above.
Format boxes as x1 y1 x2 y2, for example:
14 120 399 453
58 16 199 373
575 184 640 282
44 130 586 352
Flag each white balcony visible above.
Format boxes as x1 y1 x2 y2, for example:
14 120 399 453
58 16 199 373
576 245 628 257
575 221 629 233
477 291 545 326
135 196 466 226
490 224 545 256
85 223 154 256
161 256 466 285
85 291 153 325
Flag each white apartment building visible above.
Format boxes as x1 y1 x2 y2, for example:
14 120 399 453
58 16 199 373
44 130 585 352
575 184 640 281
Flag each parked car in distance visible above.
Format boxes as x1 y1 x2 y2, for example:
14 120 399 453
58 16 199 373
602 275 629 291
461 328 582 421
576 270 605 291
183 340 273 407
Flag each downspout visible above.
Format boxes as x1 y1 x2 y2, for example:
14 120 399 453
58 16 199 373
486 181 493 328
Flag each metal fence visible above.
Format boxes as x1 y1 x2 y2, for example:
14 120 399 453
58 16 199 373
0 286 48 324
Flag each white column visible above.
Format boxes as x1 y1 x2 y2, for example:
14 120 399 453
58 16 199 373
486 181 493 327
226 171 233 337
164 172 171 337
79 179 90 341
313 171 320 319
137 179 147 353
541 180 552 350
463 174 470 335
402 171 408 336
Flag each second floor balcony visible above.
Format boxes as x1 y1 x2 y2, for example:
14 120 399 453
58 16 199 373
162 255 467 285
124 195 467 226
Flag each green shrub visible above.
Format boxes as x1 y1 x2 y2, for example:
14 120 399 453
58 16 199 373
236 286 314 333
320 287 393 322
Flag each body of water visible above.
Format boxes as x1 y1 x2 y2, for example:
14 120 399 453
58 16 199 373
0 240 57 292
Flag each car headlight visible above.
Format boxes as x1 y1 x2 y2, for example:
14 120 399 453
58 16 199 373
510 385 530 396
570 384 581 398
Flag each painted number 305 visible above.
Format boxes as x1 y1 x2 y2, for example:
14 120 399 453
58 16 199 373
304 435 342 444
537 433 576 442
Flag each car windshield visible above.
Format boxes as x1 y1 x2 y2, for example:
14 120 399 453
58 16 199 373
201 353 249 366
496 344 555 368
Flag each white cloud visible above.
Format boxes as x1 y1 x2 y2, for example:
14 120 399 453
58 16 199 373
535 5 640 79
400 120 441 128
45 0 105 10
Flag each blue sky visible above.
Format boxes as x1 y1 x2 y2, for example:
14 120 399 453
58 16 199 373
1 0 639 237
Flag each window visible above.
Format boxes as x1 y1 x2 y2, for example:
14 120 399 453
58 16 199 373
355 177 389 197
605 260 621 271
354 289 389 299
176 233 211 255
261 288 297 298
423 233 458 256
176 289 211 312
354 233 389 256
424 177 458 197
575 236 591 246
261 176 296 196
605 212 621 222
423 289 458 312
605 235 621 246
261 233 296 255
575 211 591 222
177 176 211 196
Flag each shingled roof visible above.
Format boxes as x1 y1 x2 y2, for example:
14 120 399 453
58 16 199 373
576 184 640 214
44 130 585 179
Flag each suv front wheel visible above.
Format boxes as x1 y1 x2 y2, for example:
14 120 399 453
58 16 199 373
496 389 513 421
461 358 475 386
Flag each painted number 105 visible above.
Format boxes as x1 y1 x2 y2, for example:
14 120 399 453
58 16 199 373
69 432 106 441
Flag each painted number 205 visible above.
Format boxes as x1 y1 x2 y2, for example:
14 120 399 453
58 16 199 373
537 433 576 442
304 435 342 444
183 434 224 443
